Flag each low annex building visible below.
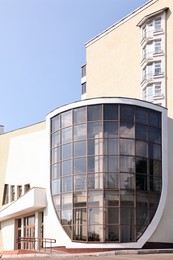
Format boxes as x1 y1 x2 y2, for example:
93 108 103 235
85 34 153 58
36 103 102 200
1 0 173 252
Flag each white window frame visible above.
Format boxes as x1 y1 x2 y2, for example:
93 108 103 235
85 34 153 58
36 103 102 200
154 40 162 54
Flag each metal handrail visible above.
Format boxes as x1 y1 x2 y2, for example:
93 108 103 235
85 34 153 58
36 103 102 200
17 237 56 253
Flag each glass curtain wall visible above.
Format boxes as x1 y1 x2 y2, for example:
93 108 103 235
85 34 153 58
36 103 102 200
51 104 162 243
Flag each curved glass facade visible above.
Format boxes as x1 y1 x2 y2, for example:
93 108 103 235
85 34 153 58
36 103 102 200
50 103 162 243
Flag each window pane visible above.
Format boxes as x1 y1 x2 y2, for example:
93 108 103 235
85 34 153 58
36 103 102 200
61 210 72 225
52 147 61 163
88 191 103 207
62 177 72 192
105 207 119 225
104 139 118 155
88 139 103 155
120 122 135 138
120 105 134 122
148 110 161 127
120 173 134 189
88 156 103 172
88 122 103 139
87 105 102 121
74 157 86 174
74 175 86 191
88 173 103 190
136 141 148 158
121 207 134 225
74 124 87 141
52 179 60 195
62 193 72 209
88 225 103 242
74 191 87 208
52 131 60 148
135 107 148 124
104 191 119 206
74 107 86 124
88 208 103 225
104 122 118 138
104 104 118 120
52 163 61 179
136 158 147 174
74 141 86 157
120 139 135 155
148 127 161 144
149 144 161 160
62 159 72 176
105 225 119 242
62 127 72 144
136 124 148 141
150 160 161 178
136 175 148 191
51 115 60 132
120 156 135 173
104 173 119 189
61 110 72 128
52 195 60 210
104 156 119 172
73 208 87 226
62 143 72 160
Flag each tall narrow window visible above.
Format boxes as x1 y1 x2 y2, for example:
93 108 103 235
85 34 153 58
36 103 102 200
2 184 9 205
11 185 15 202
155 40 161 54
17 185 22 199
154 62 161 75
154 83 162 97
154 17 161 31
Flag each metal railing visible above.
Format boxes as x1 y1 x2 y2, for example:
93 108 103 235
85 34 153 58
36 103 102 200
17 237 56 253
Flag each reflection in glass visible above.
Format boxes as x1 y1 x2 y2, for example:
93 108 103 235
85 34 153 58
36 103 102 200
104 139 118 155
136 141 148 158
88 173 103 190
105 207 119 225
104 173 119 189
62 160 72 176
61 110 72 128
136 107 148 124
120 139 135 155
105 225 119 241
53 195 60 210
52 131 60 147
74 192 87 208
148 127 161 144
74 157 86 173
52 147 61 163
51 115 60 132
148 110 161 127
52 179 60 195
104 156 118 172
149 144 161 160
88 225 103 242
136 124 148 141
120 173 134 189
74 175 86 190
61 210 72 225
88 156 103 172
88 139 103 155
120 122 135 138
74 124 87 141
104 122 118 138
52 163 61 179
62 177 72 192
88 122 103 139
62 127 72 144
88 191 103 207
62 193 72 209
74 107 86 124
62 143 72 160
74 141 86 157
87 105 102 121
120 156 135 173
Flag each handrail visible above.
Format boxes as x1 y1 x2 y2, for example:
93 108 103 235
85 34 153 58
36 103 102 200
17 237 56 253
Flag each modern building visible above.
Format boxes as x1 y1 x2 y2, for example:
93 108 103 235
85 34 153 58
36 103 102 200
0 0 173 253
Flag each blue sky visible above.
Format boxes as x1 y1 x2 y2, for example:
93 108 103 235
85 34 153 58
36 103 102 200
0 0 148 132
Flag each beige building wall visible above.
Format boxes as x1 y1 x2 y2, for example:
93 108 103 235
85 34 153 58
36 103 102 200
0 121 46 251
85 0 173 117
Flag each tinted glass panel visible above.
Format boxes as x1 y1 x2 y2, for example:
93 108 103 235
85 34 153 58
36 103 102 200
120 122 135 138
88 139 103 155
120 156 135 173
62 127 72 144
136 124 148 141
62 160 72 176
148 127 161 144
88 122 103 139
148 110 161 127
51 115 60 132
104 156 119 172
136 141 148 158
74 124 87 141
74 141 86 157
120 105 134 121
104 122 118 138
104 104 118 120
120 139 135 155
62 143 72 160
74 157 86 174
88 156 103 172
104 173 119 189
135 107 148 124
104 139 118 155
87 105 102 121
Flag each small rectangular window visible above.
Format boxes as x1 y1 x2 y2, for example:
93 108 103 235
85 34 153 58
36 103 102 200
154 62 161 75
155 40 161 54
81 82 86 95
154 83 162 97
17 185 22 199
